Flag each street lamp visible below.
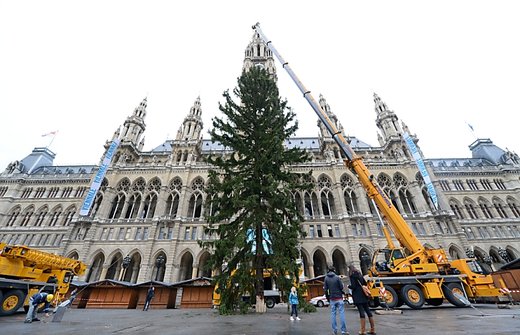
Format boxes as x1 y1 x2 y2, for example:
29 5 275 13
121 255 131 281
155 255 165 281
498 247 510 263
465 247 475 258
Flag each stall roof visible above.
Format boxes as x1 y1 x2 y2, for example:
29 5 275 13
499 258 520 271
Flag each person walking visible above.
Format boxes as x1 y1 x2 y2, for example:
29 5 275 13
289 286 301 321
24 292 54 323
348 265 376 335
143 286 155 311
324 266 348 335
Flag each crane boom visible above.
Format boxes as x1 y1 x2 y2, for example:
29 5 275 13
1 244 86 276
252 23 423 254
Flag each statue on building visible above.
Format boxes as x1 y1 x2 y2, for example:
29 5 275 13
5 160 22 174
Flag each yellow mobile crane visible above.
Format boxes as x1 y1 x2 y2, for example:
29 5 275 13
0 242 86 315
252 23 504 309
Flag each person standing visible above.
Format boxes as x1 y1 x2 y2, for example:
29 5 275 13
143 286 155 311
348 265 376 335
24 292 54 323
289 286 301 321
324 266 348 335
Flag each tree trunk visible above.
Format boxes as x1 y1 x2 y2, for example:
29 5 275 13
255 295 266 313
255 223 265 313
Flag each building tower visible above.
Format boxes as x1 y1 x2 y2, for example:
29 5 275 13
317 94 345 161
121 97 147 147
171 97 204 165
242 31 277 79
374 93 416 160
110 98 148 164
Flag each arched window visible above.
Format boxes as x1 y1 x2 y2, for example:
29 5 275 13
449 199 465 219
105 253 123 280
125 194 142 218
478 198 494 219
399 189 417 214
116 178 131 192
165 193 180 217
47 206 62 226
303 191 319 218
33 206 49 226
320 189 335 217
132 178 146 193
152 253 167 281
293 192 303 216
507 197 520 218
147 177 162 192
109 193 126 219
86 253 105 282
187 192 203 220
142 193 158 218
344 189 358 214
90 193 103 217
341 174 358 215
6 206 21 227
187 178 205 221
463 199 479 219
62 206 76 225
19 206 34 227
493 198 508 218
178 252 194 281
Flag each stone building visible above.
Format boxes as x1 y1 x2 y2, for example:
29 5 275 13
1 32 519 284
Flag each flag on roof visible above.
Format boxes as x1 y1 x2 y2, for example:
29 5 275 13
42 130 58 137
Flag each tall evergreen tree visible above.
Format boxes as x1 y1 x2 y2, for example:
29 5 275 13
201 66 311 314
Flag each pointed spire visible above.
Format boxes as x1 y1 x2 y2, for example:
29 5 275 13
190 96 202 117
319 94 331 114
373 93 389 114
175 97 204 141
317 94 344 139
133 97 148 119
120 97 147 146
374 93 403 144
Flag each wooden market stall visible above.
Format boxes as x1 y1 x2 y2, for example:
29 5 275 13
134 280 177 310
175 277 214 308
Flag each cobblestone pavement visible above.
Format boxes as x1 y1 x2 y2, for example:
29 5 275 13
1 303 519 335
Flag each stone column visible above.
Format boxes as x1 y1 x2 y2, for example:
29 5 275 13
308 262 315 278
98 187 117 218
99 265 109 280
191 265 198 279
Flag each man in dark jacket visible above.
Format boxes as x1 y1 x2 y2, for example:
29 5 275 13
24 292 54 323
143 286 155 311
324 266 348 335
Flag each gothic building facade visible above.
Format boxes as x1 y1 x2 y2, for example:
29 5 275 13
1 32 519 284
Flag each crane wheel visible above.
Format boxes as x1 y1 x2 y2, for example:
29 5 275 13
442 283 467 307
400 284 425 309
0 289 26 316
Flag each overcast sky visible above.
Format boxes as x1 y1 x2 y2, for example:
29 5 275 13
1 1 519 171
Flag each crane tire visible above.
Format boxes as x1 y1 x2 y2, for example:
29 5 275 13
400 284 425 309
442 282 467 307
0 289 26 316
